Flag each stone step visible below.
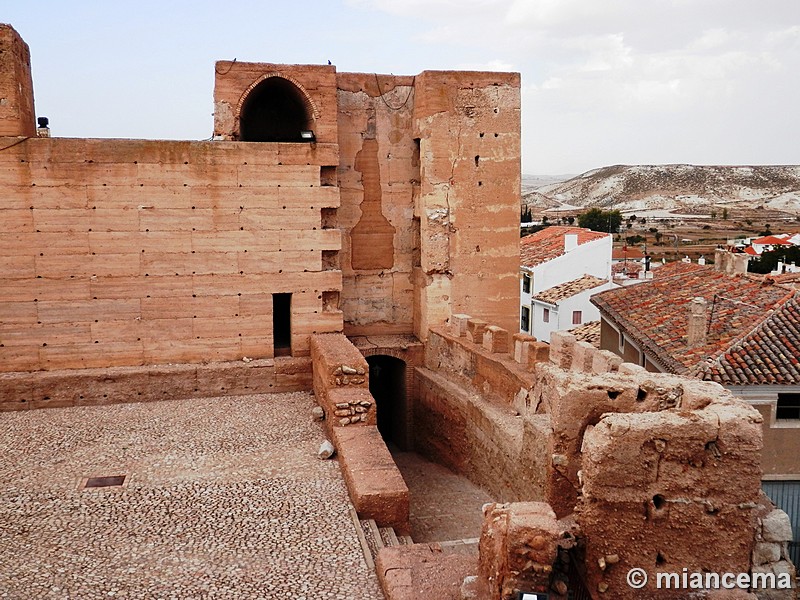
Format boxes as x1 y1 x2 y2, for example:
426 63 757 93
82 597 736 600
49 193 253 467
352 514 413 566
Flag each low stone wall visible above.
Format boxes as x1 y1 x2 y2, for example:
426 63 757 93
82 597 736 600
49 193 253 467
309 333 373 429
415 367 549 502
0 357 311 410
332 425 409 531
425 323 536 406
310 333 409 531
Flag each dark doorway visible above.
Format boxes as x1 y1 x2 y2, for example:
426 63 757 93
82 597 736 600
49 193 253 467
367 355 407 448
240 77 311 142
273 293 292 357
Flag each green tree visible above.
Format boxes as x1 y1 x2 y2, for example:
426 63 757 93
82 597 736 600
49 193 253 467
749 246 800 274
577 208 622 233
520 205 532 223
722 207 728 220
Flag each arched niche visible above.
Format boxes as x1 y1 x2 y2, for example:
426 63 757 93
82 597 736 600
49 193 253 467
237 75 317 142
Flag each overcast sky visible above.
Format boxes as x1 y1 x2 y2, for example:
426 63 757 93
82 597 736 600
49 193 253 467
4 1 799 174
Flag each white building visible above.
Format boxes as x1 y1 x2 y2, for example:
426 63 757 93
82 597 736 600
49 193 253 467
519 226 615 342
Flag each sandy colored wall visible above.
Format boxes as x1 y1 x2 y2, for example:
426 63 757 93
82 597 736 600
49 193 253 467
0 25 35 137
413 328 550 502
413 71 521 341
0 138 342 372
756 403 800 477
336 73 417 336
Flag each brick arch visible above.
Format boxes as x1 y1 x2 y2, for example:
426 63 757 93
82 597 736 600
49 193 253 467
234 73 320 140
360 347 421 396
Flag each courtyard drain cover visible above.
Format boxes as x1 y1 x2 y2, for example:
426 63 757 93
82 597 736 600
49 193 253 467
79 475 128 490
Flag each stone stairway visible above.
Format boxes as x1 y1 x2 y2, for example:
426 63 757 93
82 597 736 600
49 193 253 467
350 509 413 568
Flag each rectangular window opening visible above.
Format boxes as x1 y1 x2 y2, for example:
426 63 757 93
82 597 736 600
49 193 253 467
521 306 530 332
273 293 292 357
543 307 550 323
320 166 337 187
572 310 582 325
776 393 800 420
522 274 531 294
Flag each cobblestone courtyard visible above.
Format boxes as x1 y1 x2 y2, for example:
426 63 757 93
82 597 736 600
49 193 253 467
0 393 383 600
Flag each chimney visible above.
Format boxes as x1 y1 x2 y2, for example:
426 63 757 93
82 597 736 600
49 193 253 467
731 253 749 274
687 297 707 348
564 233 578 253
714 248 727 272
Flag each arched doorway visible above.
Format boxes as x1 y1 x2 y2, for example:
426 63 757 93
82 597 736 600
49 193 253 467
366 355 408 449
239 77 312 142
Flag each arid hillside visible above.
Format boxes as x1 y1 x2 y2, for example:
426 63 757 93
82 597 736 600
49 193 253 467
525 164 800 218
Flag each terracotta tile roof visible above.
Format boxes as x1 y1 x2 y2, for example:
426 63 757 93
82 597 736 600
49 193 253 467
532 274 608 305
612 261 643 276
520 226 609 269
753 234 793 245
774 272 800 285
698 297 800 385
571 320 601 347
591 262 799 385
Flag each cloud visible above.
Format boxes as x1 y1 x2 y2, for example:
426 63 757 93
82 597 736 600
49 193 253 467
348 0 800 172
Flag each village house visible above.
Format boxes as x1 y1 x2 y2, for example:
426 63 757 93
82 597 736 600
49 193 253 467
519 226 614 341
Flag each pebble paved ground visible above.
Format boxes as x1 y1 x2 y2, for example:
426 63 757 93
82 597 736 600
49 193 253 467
0 393 384 600
392 452 493 544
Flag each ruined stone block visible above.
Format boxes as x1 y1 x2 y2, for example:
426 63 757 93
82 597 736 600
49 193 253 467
332 425 409 531
753 542 782 565
466 318 488 345
571 341 596 372
618 362 647 375
548 331 575 370
591 349 623 374
449 313 472 338
513 333 536 363
762 509 793 543
478 502 563 600
482 325 509 354
524 341 550 370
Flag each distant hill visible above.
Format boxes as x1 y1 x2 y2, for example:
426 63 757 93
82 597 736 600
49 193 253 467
521 174 576 194
523 165 800 217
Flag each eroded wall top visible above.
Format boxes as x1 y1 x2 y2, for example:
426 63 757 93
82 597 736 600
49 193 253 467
0 24 35 137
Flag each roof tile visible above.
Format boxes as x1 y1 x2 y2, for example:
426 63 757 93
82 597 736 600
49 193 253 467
591 262 799 385
521 226 609 269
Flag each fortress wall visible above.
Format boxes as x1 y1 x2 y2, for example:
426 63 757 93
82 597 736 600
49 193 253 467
0 138 343 378
413 71 521 342
0 25 35 137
